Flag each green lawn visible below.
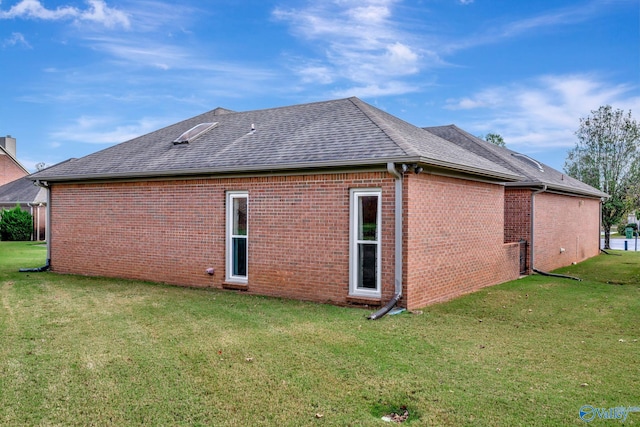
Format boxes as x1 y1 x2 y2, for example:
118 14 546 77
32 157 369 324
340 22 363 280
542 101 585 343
1 242 639 426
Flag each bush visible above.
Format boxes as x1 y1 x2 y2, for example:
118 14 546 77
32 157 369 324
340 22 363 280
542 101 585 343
0 205 33 241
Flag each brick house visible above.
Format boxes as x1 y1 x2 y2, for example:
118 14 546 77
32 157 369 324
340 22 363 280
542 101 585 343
30 98 605 310
0 176 48 240
0 136 28 186
0 136 48 241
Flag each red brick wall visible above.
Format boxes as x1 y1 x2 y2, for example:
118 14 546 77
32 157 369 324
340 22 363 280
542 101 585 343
0 155 27 186
504 189 531 244
49 172 396 306
533 193 601 271
53 172 587 310
403 174 520 309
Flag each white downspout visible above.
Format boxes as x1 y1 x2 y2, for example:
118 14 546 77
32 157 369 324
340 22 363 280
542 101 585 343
388 162 403 298
368 163 404 320
599 197 604 251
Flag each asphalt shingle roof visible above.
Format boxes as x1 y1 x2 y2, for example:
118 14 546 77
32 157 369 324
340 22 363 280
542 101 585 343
31 97 521 182
0 176 46 204
424 125 607 198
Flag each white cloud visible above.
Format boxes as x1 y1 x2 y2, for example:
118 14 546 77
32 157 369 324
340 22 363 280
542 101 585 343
347 5 391 22
385 42 418 72
273 0 427 95
298 64 335 84
443 1 614 53
80 0 129 28
2 32 31 48
85 35 189 69
50 115 166 145
446 74 640 150
332 80 419 98
0 0 130 29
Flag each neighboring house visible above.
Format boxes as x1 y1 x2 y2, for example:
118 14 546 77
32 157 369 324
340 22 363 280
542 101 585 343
0 136 29 186
0 136 46 241
29 97 605 310
0 176 48 241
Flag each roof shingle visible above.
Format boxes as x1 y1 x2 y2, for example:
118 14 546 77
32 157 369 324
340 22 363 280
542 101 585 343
31 97 521 182
424 124 607 198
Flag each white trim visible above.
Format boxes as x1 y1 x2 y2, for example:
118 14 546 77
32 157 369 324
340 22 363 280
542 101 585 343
349 188 382 298
226 191 248 283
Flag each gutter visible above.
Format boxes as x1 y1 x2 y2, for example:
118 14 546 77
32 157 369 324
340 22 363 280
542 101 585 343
368 162 404 320
30 155 521 184
505 181 607 199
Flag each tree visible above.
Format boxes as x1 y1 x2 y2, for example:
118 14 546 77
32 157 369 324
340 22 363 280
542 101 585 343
564 105 640 249
484 133 506 147
0 205 33 241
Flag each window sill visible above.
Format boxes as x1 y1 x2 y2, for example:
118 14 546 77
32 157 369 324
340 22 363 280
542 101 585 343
346 295 381 307
222 282 248 291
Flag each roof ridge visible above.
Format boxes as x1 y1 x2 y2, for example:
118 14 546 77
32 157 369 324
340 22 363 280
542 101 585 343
426 124 530 176
348 97 420 157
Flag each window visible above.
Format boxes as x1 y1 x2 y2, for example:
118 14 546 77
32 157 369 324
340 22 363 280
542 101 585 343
350 189 381 298
173 122 218 144
226 191 248 283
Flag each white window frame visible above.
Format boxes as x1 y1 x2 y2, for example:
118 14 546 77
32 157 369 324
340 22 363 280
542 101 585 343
226 191 248 284
349 188 382 298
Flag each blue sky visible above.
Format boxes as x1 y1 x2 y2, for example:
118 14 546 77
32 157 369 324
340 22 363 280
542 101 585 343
1 0 638 173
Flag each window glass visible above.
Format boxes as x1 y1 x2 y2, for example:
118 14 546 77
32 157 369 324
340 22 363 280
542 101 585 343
358 243 377 289
358 196 378 241
233 197 247 236
232 237 247 277
227 192 248 282
350 189 381 297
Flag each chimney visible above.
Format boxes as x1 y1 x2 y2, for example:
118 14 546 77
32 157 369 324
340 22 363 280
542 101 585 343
0 135 17 158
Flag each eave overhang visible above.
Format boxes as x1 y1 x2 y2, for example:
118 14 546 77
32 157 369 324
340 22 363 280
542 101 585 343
504 181 609 199
29 155 523 185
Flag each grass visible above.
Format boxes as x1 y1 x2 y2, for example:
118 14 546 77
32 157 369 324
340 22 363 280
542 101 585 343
1 242 639 426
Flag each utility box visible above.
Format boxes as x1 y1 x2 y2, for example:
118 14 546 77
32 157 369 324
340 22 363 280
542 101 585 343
625 227 634 239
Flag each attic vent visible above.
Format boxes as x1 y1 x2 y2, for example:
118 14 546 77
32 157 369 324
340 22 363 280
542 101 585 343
511 153 544 172
173 122 218 145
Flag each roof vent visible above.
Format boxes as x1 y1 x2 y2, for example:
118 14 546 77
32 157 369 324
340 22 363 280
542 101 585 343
511 153 544 173
173 122 218 145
